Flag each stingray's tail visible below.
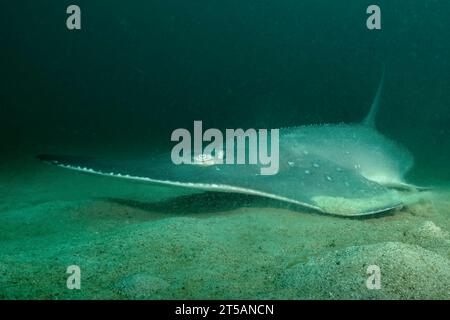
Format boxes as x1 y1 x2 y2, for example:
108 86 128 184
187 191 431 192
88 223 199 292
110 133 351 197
363 65 385 128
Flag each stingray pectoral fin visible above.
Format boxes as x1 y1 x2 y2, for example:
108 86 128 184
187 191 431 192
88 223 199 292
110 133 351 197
38 153 403 216
380 181 432 192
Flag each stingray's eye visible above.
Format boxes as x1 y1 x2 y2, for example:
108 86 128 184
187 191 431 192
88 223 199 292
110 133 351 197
193 153 215 166
194 154 207 162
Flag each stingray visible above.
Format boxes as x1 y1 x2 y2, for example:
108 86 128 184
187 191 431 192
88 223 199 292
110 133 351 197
38 69 422 216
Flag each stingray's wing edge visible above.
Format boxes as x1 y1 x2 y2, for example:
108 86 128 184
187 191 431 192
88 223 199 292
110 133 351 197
38 154 326 212
38 154 403 217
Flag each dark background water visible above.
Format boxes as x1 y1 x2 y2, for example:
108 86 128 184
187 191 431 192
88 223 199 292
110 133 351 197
1 1 449 181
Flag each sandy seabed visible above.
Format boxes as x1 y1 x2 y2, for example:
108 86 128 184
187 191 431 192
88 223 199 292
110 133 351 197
0 155 449 300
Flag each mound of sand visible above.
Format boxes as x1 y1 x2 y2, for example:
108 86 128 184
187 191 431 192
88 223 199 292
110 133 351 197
279 241 450 299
